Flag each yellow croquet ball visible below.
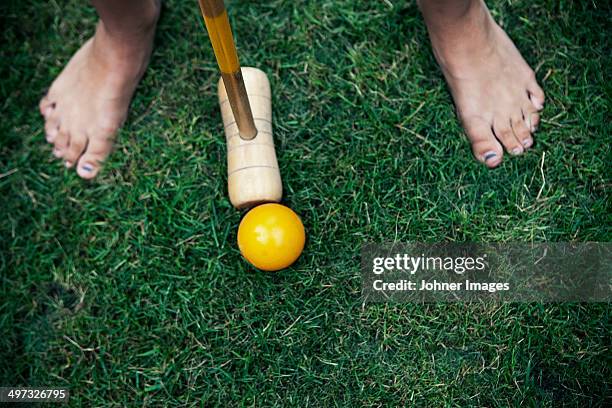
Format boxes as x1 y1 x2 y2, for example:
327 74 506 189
237 203 305 271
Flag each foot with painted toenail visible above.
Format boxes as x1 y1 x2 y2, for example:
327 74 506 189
419 0 545 168
39 0 160 179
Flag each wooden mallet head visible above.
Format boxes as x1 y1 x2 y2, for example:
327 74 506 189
197 0 282 209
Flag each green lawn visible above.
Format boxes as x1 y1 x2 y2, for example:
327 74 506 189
1 0 610 406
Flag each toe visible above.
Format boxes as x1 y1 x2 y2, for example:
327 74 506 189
528 111 540 132
44 116 60 143
493 117 523 156
39 96 55 118
464 119 504 168
52 126 70 158
511 114 532 151
522 103 540 136
76 133 114 179
527 84 545 111
63 133 88 168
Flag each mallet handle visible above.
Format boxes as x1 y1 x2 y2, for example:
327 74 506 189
198 0 257 139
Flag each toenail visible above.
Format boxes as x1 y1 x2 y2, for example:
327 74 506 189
522 139 533 148
82 164 94 172
65 161 73 168
53 148 62 157
512 147 523 155
484 152 498 162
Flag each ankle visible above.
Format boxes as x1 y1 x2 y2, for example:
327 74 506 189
97 0 160 40
424 3 495 74
89 17 156 83
425 1 490 44
419 0 481 29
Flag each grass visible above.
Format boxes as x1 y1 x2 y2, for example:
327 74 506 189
1 0 610 405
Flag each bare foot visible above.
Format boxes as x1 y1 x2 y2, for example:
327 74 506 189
39 2 159 179
422 0 545 168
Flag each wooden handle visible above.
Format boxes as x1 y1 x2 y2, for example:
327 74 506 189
198 0 257 139
219 67 282 209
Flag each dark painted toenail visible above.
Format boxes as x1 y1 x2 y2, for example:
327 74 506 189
484 152 497 162
82 164 93 172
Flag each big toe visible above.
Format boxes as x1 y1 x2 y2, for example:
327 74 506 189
76 133 114 179
464 119 504 168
